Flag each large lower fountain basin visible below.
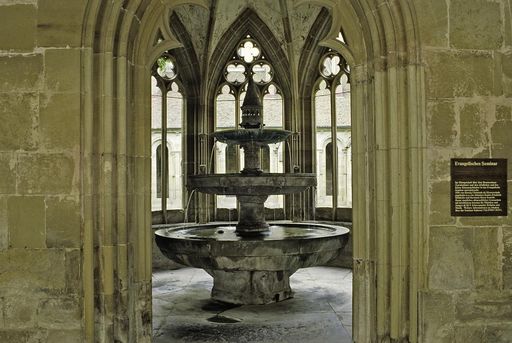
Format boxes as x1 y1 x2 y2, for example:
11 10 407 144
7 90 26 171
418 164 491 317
188 173 316 195
155 222 349 304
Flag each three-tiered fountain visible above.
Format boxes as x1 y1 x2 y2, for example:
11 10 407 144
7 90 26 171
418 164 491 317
155 79 349 304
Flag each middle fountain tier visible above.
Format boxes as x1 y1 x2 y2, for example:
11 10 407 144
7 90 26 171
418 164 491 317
155 78 349 305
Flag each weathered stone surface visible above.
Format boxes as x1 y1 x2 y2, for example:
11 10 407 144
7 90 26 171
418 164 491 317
490 118 512 179
3 294 39 328
413 0 448 47
429 181 455 225
0 153 15 194
0 249 65 293
17 153 75 194
0 197 7 251
37 0 87 47
0 330 46 343
428 226 474 290
427 101 456 146
455 325 512 343
503 52 512 96
39 93 80 150
496 105 511 121
0 93 37 151
455 291 512 322
491 119 512 147
65 248 81 294
450 0 502 50
37 296 81 329
46 197 80 248
7 196 45 249
504 227 512 289
44 48 81 92
425 50 494 98
420 291 454 343
47 330 84 343
460 103 488 148
472 227 500 289
0 5 36 51
0 55 42 91
454 325 486 343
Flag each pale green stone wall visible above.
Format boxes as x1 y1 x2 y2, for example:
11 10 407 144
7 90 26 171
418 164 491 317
417 0 512 341
0 1 86 341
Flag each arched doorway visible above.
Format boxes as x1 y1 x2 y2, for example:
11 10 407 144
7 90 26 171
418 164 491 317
81 1 426 342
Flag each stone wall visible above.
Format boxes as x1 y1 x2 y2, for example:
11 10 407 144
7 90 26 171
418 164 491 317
417 0 512 341
0 1 86 341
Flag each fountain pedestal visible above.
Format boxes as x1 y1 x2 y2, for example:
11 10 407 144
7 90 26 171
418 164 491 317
208 269 294 304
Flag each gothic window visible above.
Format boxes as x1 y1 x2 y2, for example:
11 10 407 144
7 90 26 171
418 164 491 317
151 53 184 212
314 51 352 210
215 35 284 209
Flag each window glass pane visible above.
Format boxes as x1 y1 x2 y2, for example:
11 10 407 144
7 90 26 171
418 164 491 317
237 40 260 63
263 84 282 128
315 80 332 208
216 85 235 129
265 142 284 208
151 76 162 211
321 55 341 78
216 85 237 209
252 63 272 84
263 84 284 208
335 77 352 207
166 85 183 210
336 75 351 126
225 63 246 85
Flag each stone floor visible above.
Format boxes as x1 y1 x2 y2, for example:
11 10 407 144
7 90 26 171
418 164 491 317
152 266 353 343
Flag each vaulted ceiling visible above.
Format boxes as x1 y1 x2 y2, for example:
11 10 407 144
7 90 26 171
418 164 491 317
172 1 325 68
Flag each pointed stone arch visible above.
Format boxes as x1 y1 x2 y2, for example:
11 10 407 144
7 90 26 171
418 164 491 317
80 1 426 343
207 7 292 112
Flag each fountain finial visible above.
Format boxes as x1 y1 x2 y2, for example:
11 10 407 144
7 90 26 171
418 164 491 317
240 77 263 129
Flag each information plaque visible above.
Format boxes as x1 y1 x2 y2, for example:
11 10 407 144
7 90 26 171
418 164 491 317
451 158 507 216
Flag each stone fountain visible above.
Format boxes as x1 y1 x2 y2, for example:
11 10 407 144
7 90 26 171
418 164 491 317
154 79 349 304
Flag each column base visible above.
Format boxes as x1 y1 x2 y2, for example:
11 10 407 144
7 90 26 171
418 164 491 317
206 269 295 305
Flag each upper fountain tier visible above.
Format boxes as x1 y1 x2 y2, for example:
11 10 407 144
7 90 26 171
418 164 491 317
211 128 292 147
212 77 291 147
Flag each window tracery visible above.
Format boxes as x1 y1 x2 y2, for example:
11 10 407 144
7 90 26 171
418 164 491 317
314 51 352 210
151 52 184 212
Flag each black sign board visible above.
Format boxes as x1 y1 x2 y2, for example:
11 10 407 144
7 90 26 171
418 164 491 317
451 158 507 216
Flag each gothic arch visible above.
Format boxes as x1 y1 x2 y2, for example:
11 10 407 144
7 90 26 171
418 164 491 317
207 8 292 103
81 1 426 343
